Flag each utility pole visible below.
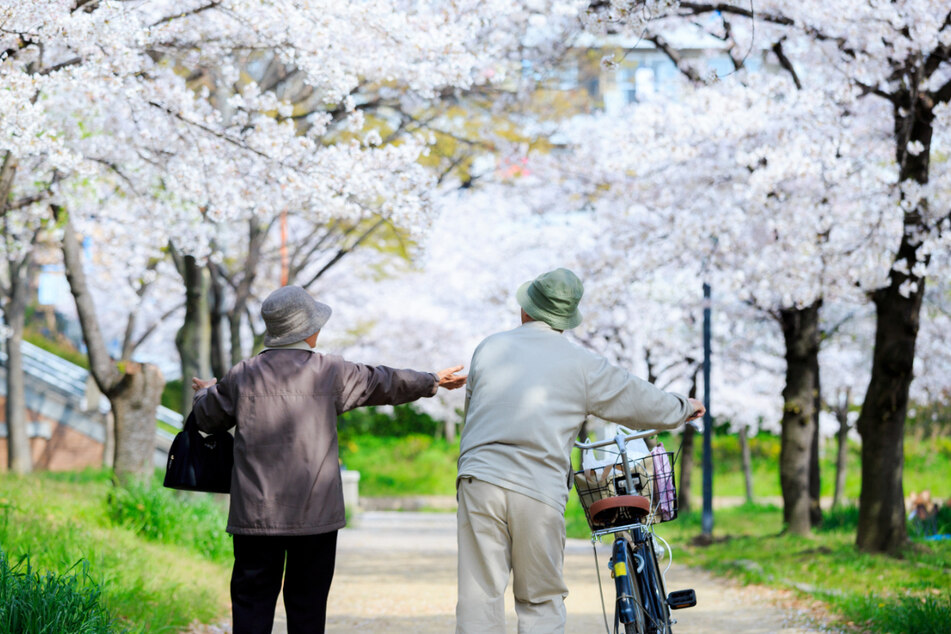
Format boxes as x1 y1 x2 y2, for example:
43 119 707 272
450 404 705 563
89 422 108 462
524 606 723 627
701 282 714 538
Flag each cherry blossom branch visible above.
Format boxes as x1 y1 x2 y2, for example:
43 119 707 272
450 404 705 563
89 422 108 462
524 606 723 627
54 205 122 393
932 76 951 106
129 300 186 355
645 32 703 83
771 38 802 90
149 2 222 29
147 100 271 160
299 217 387 289
677 2 857 57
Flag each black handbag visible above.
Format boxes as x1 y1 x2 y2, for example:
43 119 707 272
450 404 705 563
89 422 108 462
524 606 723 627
163 411 234 494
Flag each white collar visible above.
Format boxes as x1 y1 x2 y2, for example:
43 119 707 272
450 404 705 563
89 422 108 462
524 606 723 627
260 340 317 353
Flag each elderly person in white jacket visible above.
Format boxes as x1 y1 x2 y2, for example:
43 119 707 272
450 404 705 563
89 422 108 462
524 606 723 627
456 268 704 634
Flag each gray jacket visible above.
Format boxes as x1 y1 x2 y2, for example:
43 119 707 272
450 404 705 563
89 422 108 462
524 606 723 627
459 320 692 511
193 347 438 535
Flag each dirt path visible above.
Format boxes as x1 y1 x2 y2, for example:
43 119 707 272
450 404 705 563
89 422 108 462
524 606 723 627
274 511 838 633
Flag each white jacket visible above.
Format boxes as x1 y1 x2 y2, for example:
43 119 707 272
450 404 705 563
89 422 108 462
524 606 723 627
458 320 692 511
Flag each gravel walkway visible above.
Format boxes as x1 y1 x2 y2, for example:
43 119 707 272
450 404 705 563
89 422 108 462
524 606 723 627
188 510 839 633
264 511 838 634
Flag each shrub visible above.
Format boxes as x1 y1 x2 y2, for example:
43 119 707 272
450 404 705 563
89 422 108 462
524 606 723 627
0 551 117 633
338 404 442 439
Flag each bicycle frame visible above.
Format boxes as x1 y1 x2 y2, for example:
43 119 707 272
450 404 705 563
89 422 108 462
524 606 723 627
575 425 696 634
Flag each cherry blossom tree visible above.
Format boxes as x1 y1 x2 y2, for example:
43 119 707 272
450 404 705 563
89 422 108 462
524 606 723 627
647 0 951 556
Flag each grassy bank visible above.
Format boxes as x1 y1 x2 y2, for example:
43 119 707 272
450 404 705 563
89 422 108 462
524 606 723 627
0 469 231 632
643 503 951 633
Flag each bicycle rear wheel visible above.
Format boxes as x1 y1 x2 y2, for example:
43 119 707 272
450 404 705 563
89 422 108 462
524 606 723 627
637 536 671 634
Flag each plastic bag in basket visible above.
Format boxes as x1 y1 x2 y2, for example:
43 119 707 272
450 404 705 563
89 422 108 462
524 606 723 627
651 443 676 521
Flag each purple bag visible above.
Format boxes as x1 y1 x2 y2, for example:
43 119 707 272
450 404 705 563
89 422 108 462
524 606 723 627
650 443 676 521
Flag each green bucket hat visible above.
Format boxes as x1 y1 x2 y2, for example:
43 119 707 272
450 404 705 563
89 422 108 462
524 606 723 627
516 268 584 330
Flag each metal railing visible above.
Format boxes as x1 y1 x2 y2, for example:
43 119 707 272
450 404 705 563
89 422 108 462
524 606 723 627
1 339 184 437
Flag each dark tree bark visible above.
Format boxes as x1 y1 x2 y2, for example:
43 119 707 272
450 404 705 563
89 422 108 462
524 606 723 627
856 82 937 555
832 388 851 509
57 207 165 484
678 368 700 514
778 300 821 535
228 220 266 366
809 364 822 527
209 263 230 379
172 251 211 417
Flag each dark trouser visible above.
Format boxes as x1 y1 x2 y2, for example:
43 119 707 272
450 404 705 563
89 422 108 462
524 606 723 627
231 531 338 634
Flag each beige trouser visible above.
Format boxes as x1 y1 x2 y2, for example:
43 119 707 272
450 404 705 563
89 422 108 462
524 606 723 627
455 477 569 634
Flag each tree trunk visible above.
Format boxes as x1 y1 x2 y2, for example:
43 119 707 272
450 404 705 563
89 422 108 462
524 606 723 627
1 154 32 474
110 362 165 478
809 365 822 527
229 220 266 366
778 301 821 536
444 417 456 443
678 369 699 514
3 274 32 475
229 311 244 367
739 425 753 505
832 389 851 509
58 207 163 484
209 263 230 379
175 254 211 417
856 281 920 553
856 88 934 555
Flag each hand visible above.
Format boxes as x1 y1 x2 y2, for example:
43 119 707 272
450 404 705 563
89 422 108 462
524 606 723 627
686 397 705 421
436 365 467 390
192 377 217 392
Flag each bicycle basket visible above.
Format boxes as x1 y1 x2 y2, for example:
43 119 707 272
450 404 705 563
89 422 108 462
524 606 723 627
573 449 678 530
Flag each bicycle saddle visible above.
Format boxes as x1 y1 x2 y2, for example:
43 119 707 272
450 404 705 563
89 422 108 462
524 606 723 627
588 494 651 528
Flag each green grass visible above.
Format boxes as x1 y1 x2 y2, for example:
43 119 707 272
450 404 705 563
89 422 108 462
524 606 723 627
585 503 951 633
0 551 116 633
339 433 460 496
0 470 231 632
656 432 951 505
107 475 233 565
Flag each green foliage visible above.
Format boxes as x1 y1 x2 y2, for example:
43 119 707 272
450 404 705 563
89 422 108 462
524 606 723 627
338 404 443 440
906 399 951 438
161 378 183 412
0 471 230 631
106 475 232 565
338 433 459 496
0 551 117 634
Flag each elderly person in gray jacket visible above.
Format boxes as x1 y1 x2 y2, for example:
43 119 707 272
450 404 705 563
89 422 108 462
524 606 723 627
456 268 704 634
191 285 465 634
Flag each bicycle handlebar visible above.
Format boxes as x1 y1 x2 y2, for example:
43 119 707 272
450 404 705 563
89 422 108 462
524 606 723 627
574 419 701 450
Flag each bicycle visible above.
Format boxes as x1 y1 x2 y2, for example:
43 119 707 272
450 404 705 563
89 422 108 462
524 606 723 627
574 425 697 634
